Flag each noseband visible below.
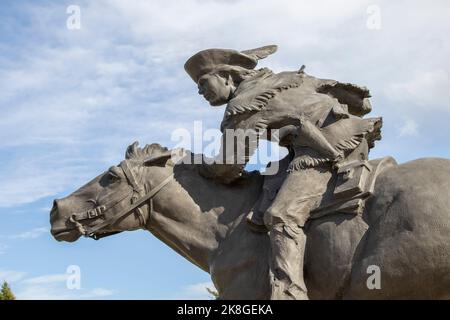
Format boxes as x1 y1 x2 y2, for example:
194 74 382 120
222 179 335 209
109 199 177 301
70 160 174 240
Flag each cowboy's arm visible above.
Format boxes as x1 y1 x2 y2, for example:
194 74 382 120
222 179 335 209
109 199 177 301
200 116 260 184
316 79 372 117
270 115 343 160
204 114 341 183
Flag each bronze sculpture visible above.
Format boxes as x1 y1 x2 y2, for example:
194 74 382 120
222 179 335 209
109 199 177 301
184 45 381 299
49 46 450 299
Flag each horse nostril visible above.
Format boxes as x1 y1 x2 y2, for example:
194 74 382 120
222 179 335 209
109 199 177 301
50 199 59 218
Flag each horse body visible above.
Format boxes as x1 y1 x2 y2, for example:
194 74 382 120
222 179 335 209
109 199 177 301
211 158 450 299
345 158 450 299
50 143 450 299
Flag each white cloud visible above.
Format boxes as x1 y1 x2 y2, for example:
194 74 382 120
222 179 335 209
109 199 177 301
80 288 116 298
0 159 91 207
386 70 450 112
1 0 450 210
16 285 69 300
0 0 449 302
17 273 71 299
0 270 116 300
0 270 27 283
398 118 419 137
21 273 68 285
16 285 115 300
9 227 48 240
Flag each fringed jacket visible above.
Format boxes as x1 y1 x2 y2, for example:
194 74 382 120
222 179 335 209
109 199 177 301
202 68 381 184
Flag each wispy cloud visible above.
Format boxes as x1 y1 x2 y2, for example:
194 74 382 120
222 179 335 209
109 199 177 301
0 269 27 283
1 0 450 210
8 227 48 240
386 70 450 112
0 0 449 301
79 288 116 299
0 228 48 254
21 273 68 285
0 270 116 300
398 118 419 137
16 284 116 300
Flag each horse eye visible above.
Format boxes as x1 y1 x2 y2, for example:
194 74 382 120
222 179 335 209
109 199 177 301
107 167 121 181
108 172 120 181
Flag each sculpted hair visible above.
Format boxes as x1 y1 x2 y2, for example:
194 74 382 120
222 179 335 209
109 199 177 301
213 65 262 85
125 141 169 161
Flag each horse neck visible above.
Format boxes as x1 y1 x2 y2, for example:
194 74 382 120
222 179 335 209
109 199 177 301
144 164 249 273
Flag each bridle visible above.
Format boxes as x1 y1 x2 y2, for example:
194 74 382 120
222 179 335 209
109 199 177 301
69 160 174 240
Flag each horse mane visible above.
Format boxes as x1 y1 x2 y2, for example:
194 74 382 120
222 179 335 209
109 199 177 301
125 141 169 161
124 141 262 185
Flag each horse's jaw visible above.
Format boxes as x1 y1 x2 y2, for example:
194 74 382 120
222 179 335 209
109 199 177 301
52 228 82 242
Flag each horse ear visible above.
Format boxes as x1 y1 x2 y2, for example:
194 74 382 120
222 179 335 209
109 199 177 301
126 141 140 160
143 151 173 167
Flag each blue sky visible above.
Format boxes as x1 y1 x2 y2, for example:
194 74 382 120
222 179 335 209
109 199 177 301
0 0 449 299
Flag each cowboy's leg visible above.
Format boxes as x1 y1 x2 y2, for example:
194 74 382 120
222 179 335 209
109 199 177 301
264 166 332 300
267 221 308 299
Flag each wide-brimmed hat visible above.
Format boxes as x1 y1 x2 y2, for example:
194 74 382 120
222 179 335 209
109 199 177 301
184 45 277 83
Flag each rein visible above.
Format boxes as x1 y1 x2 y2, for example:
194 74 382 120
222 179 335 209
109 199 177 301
70 160 174 240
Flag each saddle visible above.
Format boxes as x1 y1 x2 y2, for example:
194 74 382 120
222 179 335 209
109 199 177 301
246 156 397 232
309 157 397 220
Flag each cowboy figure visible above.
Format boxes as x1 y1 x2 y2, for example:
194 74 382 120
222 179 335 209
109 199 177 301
184 45 381 299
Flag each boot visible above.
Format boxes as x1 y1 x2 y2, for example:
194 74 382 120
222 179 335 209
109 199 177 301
269 223 308 300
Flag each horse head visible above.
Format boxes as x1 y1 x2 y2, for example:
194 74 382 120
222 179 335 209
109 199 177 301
50 141 179 242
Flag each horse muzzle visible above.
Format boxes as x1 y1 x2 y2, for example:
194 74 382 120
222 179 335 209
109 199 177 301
50 199 82 242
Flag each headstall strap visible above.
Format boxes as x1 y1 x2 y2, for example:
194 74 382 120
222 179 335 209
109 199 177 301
72 160 174 239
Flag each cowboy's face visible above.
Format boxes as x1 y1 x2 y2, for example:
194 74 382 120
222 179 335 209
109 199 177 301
197 73 234 106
